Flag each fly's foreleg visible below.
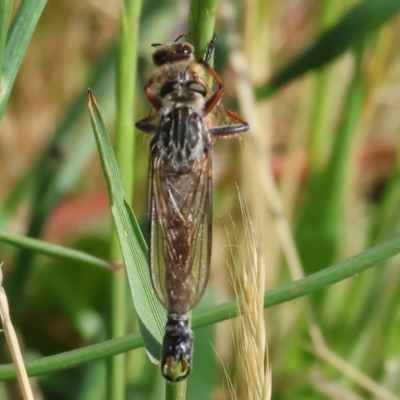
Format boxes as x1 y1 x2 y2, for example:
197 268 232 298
202 33 217 64
144 77 163 111
137 77 164 133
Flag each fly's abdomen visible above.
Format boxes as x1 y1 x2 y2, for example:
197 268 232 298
151 158 211 315
149 111 212 315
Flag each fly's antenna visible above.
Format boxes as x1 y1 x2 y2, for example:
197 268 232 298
174 33 188 42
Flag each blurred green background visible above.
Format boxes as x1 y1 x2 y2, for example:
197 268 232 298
1 0 400 399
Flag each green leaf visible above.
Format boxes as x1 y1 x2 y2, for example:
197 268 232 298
188 0 220 59
3 48 115 217
295 48 365 274
0 331 143 380
0 0 12 69
194 230 400 329
0 0 47 123
188 290 216 400
369 142 400 244
0 231 110 269
256 0 400 98
1 227 400 380
109 2 142 397
3 50 115 317
87 89 166 362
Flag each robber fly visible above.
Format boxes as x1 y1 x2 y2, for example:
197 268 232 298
135 34 249 382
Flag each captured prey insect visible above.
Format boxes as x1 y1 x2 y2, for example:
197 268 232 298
135 34 249 382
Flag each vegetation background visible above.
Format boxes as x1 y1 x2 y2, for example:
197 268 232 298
1 0 400 399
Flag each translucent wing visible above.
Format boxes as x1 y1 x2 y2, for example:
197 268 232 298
148 152 212 315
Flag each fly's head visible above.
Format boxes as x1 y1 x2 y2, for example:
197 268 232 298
149 35 210 100
151 41 195 67
161 318 193 382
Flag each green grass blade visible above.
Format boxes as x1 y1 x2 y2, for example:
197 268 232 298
188 0 220 58
115 0 140 196
256 0 400 99
88 89 165 362
109 1 142 397
369 142 400 244
194 231 400 329
3 52 115 317
166 381 186 400
296 48 364 274
0 0 47 122
0 0 12 69
0 231 110 269
1 228 400 380
0 332 143 381
309 0 342 171
3 48 115 217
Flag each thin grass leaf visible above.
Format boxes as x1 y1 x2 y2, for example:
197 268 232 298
369 142 400 244
1 227 400 380
256 0 400 99
308 0 341 171
0 231 110 270
296 48 365 274
3 53 115 318
188 292 217 399
0 0 12 69
0 331 143 381
193 230 400 329
88 89 165 362
0 0 47 123
3 48 115 217
109 2 142 397
344 265 397 375
115 0 141 196
188 0 220 59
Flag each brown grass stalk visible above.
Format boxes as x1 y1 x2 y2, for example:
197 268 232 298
0 262 34 400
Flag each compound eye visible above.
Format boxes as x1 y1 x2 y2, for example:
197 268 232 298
181 43 193 56
187 81 207 97
160 81 180 97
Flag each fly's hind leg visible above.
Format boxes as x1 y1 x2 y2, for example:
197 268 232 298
135 116 157 134
209 107 249 138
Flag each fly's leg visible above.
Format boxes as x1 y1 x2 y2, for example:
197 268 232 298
200 34 249 135
201 61 249 131
144 77 163 111
201 62 224 116
195 34 224 116
136 77 164 133
135 115 157 133
203 34 217 64
209 107 249 137
209 123 249 137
